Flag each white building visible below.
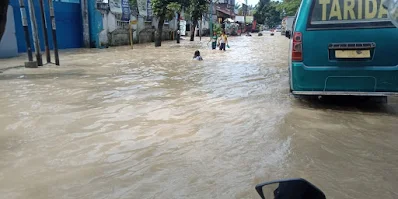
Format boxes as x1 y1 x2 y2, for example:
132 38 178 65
96 0 178 46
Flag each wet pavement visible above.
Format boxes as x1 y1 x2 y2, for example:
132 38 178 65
0 34 397 199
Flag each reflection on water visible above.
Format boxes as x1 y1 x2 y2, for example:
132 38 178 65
0 35 397 199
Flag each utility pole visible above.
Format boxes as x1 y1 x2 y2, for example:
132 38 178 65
81 0 90 47
229 0 232 20
209 0 213 36
129 22 133 49
48 0 59 65
136 12 139 44
28 0 43 66
199 17 202 41
18 0 36 68
177 11 180 44
244 1 247 34
39 0 51 63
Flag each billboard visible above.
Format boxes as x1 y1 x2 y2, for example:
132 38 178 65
121 0 131 21
109 0 131 21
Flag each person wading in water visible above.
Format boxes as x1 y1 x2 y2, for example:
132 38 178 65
218 31 228 51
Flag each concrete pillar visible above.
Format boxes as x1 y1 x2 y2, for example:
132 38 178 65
28 0 43 66
81 0 90 47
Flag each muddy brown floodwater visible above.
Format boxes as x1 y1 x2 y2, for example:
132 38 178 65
0 34 397 199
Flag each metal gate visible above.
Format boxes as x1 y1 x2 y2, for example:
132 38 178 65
9 0 83 53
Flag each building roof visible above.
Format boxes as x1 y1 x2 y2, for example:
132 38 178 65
215 4 235 17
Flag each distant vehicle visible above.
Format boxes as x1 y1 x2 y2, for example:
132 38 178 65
270 29 275 36
288 0 398 101
275 25 282 32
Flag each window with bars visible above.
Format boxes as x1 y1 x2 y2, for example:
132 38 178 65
116 20 129 29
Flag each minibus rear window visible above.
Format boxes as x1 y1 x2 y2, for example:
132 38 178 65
308 0 394 29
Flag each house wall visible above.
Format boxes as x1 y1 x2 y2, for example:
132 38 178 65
93 0 179 47
88 0 103 48
98 12 178 46
99 12 134 46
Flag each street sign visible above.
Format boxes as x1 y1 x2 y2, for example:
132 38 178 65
130 20 138 25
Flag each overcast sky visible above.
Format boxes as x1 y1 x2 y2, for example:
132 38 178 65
236 0 259 6
247 0 259 6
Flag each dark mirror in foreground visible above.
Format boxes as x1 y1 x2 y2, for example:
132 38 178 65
255 178 326 199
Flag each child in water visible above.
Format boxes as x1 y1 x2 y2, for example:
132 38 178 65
210 32 218 50
218 31 228 51
193 50 203 61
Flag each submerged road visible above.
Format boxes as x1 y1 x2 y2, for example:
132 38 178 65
0 34 397 199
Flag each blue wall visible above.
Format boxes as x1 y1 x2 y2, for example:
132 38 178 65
88 0 103 48
9 0 83 53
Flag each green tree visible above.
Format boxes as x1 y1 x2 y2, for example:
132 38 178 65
0 0 9 41
254 0 269 24
151 0 191 46
238 7 243 15
248 4 255 15
265 2 282 28
254 0 281 28
186 0 208 41
151 0 183 47
276 0 301 16
128 0 137 6
234 3 241 10
168 0 190 43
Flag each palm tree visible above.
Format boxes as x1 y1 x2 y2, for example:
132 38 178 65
234 3 241 10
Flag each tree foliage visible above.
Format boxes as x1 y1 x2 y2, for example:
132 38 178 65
151 0 190 20
253 0 282 28
186 0 208 22
166 2 182 19
238 8 243 15
254 0 301 27
238 3 255 16
276 0 301 16
128 0 137 6
150 0 208 46
234 3 241 10
151 0 175 20
151 0 186 46
184 0 208 41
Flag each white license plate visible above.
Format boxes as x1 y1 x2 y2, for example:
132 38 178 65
335 50 371 58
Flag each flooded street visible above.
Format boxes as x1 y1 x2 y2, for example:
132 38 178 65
0 34 397 199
